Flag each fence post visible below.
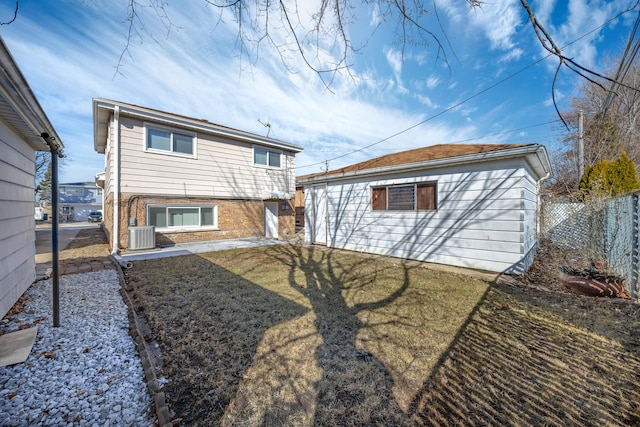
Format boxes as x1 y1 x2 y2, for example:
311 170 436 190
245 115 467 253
632 193 639 300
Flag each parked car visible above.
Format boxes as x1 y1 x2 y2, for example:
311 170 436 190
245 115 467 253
87 211 102 223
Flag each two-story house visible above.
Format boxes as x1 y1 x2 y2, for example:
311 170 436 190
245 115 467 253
57 182 103 222
92 99 303 253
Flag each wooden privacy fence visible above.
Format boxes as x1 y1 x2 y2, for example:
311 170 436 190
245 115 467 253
540 192 639 299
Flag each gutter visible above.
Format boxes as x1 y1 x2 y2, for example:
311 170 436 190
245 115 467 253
0 38 63 151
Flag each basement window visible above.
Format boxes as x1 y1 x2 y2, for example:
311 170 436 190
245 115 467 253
148 205 217 229
372 182 437 211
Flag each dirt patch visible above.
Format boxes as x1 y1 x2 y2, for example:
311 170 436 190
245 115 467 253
58 227 113 275
123 243 640 426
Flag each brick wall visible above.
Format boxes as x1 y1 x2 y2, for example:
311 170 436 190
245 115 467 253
114 195 299 250
278 199 296 237
104 194 297 250
103 193 113 248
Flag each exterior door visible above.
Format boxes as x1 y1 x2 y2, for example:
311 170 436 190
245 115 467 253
311 185 327 245
265 202 278 238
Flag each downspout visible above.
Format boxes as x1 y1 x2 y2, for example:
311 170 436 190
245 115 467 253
40 132 64 327
112 106 120 256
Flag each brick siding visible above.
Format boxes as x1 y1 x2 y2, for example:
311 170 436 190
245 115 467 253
104 194 295 250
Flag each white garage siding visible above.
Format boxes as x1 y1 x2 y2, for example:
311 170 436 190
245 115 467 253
0 120 37 317
306 156 545 273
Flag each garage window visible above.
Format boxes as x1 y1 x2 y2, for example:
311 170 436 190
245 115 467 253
372 182 437 211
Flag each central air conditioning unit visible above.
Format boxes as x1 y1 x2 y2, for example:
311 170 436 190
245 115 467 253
128 226 155 250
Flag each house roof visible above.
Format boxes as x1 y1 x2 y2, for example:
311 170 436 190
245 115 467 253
93 98 303 154
298 143 553 183
0 37 62 152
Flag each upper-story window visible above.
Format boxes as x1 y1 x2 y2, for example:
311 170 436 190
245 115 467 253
145 123 196 157
254 146 281 168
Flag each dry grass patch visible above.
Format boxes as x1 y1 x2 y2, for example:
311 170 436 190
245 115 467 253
124 243 640 426
59 226 110 261
125 245 489 425
412 281 640 426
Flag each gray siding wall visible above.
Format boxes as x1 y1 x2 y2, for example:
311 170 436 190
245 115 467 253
113 116 295 198
0 119 36 318
305 157 540 273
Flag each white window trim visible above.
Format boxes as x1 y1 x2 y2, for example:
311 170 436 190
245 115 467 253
143 122 198 159
147 204 218 232
253 145 283 169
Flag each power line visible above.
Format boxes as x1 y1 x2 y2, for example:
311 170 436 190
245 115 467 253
297 55 549 171
301 119 563 155
297 3 640 172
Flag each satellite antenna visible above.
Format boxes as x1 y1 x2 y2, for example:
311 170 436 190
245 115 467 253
258 118 271 137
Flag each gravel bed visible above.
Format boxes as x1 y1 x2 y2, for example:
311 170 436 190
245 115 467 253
0 270 155 426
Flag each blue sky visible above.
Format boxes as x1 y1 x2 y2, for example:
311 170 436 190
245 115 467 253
0 0 637 182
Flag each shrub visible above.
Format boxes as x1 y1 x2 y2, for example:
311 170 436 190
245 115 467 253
579 151 640 196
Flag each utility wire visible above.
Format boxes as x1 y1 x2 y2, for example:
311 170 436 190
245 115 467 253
297 3 640 172
297 55 550 171
302 119 563 155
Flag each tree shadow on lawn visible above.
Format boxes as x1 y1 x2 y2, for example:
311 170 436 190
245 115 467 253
125 254 311 425
128 243 640 426
260 244 414 426
128 243 475 425
409 281 640 426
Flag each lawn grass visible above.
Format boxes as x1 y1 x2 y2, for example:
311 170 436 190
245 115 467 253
123 243 640 426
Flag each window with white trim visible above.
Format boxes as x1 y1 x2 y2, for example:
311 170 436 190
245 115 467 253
254 146 281 168
148 205 217 229
372 182 437 211
145 123 196 157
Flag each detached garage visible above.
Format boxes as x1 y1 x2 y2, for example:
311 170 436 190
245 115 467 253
298 144 552 274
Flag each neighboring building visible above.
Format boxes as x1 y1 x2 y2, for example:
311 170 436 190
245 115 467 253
92 98 303 252
298 144 553 274
0 37 63 317
58 182 103 222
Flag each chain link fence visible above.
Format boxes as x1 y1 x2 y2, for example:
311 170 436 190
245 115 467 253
538 192 639 298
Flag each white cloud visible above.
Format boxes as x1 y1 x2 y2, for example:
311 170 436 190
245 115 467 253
444 0 523 60
529 0 624 70
2 0 618 182
426 75 441 89
385 47 404 88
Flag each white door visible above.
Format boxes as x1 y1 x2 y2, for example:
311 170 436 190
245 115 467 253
265 202 279 238
311 185 327 245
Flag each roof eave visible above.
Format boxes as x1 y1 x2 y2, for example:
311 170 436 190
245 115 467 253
92 98 303 154
298 144 553 185
0 38 62 152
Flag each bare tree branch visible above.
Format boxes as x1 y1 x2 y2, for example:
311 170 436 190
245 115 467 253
0 0 18 25
520 0 640 128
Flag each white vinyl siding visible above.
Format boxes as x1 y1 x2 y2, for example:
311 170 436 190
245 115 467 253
116 117 295 199
0 120 37 318
304 158 540 273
